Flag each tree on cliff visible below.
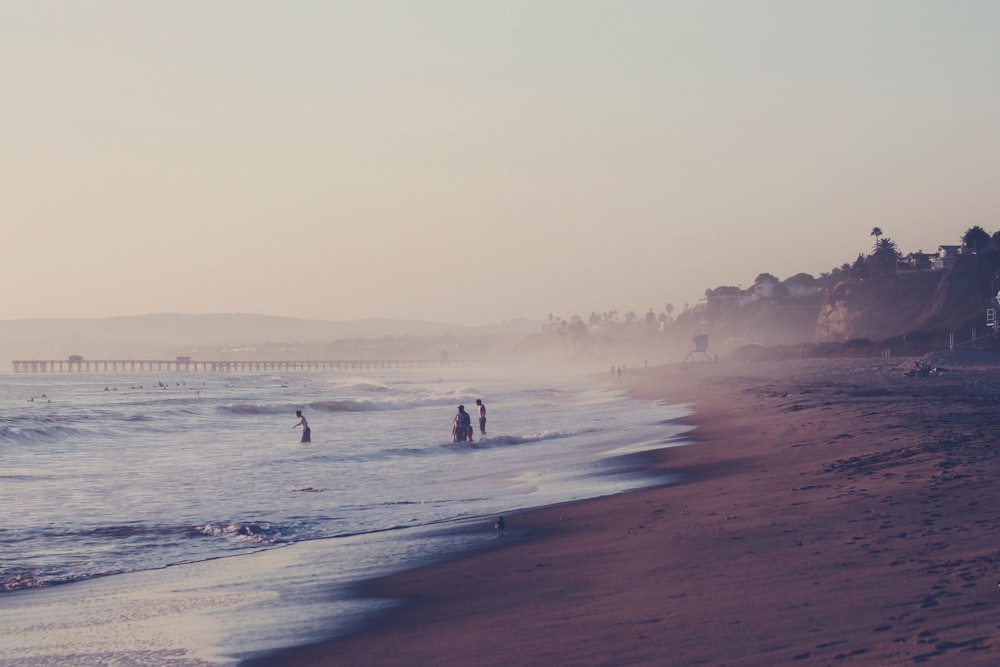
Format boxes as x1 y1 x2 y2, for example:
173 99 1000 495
870 237 901 276
962 226 991 253
852 253 869 279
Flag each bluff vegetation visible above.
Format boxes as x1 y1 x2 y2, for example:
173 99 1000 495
461 228 1000 364
664 229 1000 359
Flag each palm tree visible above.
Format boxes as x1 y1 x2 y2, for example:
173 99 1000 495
962 226 991 253
871 227 883 250
871 237 901 276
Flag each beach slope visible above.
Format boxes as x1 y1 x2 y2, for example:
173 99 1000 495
246 357 1000 666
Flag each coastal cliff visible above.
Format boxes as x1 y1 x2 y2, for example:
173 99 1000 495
672 253 1000 355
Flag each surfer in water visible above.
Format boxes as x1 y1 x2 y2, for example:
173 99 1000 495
294 410 311 443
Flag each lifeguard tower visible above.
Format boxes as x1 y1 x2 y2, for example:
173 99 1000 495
684 334 712 362
989 291 1000 333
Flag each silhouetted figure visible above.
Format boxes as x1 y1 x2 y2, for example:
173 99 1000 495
453 405 473 443
476 398 486 435
294 410 311 443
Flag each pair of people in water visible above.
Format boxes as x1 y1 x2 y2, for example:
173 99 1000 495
295 400 485 445
453 399 486 443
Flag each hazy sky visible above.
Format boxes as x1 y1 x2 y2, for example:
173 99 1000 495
3 1 999 325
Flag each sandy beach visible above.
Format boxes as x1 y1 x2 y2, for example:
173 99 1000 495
245 355 1000 666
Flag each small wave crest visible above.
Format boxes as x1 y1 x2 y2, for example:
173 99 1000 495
451 429 596 450
0 564 109 592
308 396 458 412
219 403 293 415
0 424 92 443
220 395 456 415
309 401 355 412
347 381 390 392
0 521 295 593
220 400 374 415
194 521 288 545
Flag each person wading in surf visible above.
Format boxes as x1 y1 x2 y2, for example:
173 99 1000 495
476 398 486 435
452 405 472 443
294 410 311 443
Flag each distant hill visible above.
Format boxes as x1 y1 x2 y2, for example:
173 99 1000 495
0 314 540 365
8 251 1000 368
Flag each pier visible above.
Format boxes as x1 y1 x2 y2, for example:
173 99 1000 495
11 359 449 373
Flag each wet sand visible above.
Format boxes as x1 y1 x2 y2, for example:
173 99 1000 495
245 355 1000 666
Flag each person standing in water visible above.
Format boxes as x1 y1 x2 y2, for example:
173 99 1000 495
453 405 472 443
475 398 486 435
294 410 311 443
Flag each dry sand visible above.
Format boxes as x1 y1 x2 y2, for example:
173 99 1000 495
244 355 1000 666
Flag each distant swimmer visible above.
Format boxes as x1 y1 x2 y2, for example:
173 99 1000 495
453 405 473 443
294 410 311 443
476 398 486 435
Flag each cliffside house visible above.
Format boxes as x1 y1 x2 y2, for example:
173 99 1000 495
933 245 962 270
899 251 934 271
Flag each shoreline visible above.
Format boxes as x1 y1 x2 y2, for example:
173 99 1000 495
244 356 1000 666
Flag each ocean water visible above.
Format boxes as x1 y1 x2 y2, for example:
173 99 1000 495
0 364 691 665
